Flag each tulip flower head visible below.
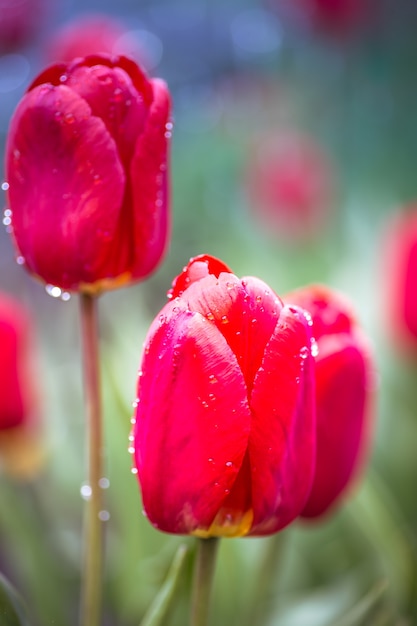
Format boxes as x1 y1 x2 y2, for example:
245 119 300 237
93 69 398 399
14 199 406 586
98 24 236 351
132 255 317 537
285 285 373 519
0 293 43 478
5 54 171 294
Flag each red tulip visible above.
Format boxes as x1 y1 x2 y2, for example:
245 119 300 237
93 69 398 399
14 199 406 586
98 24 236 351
285 285 373 518
5 54 171 294
384 209 417 352
132 255 316 537
0 293 43 477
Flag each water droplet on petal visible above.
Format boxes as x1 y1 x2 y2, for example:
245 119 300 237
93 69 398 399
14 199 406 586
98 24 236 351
128 446 135 454
206 312 215 321
16 256 25 265
310 338 319 357
131 467 138 475
225 461 233 468
221 315 229 324
300 346 309 360
1 182 9 191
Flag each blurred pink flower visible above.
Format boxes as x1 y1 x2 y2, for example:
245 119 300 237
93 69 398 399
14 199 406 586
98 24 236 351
0 292 44 478
245 131 335 240
46 13 151 68
383 208 417 353
0 0 47 52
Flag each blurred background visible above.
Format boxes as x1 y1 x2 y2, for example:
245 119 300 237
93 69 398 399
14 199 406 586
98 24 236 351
1 0 417 624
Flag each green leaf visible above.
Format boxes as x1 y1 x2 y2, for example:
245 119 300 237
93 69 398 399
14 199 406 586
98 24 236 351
140 544 189 626
0 571 30 626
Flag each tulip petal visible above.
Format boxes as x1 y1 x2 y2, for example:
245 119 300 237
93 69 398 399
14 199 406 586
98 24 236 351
64 63 149 165
134 306 251 534
301 336 367 518
129 78 171 279
6 83 125 290
180 273 283 393
249 306 316 535
168 254 233 299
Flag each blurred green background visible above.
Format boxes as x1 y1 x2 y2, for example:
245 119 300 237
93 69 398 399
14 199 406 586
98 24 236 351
1 0 417 624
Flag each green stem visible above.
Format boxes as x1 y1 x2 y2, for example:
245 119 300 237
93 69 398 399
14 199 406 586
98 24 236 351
79 293 104 626
190 538 219 626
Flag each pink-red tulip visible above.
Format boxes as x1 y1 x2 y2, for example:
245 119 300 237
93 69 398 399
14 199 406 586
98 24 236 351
132 255 317 537
383 209 417 352
285 285 373 518
0 293 43 477
5 54 171 294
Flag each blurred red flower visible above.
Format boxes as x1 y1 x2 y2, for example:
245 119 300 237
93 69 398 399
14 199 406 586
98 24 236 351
384 209 417 352
0 293 44 478
45 13 151 67
285 284 374 518
245 131 334 240
5 54 171 294
0 0 47 53
132 255 317 537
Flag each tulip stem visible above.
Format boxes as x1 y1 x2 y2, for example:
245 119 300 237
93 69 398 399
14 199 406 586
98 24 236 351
190 537 219 626
79 293 104 626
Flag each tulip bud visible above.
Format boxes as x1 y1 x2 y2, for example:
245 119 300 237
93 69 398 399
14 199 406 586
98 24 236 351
0 293 44 478
5 54 171 294
285 285 373 518
131 255 317 537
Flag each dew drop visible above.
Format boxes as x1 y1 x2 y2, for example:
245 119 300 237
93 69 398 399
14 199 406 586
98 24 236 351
225 461 233 468
45 284 62 298
131 467 138 475
221 315 229 324
300 346 309 360
208 457 214 464
206 312 215 321
59 74 68 82
255 295 262 303
61 291 71 302
209 374 218 384
165 121 173 131
130 417 136 425
310 339 319 358
99 477 110 489
226 281 235 290
16 256 25 265
64 112 75 124
128 446 135 454
2 216 11 227
201 400 209 408
158 314 167 326
224 488 230 495
1 181 9 191
251 318 257 324
80 484 92 500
